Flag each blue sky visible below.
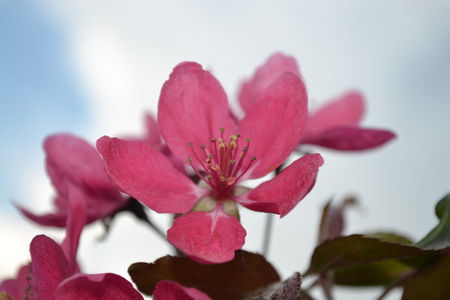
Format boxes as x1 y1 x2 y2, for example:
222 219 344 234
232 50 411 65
0 0 86 213
1 1 450 299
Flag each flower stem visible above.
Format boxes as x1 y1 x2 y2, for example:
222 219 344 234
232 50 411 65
261 163 284 256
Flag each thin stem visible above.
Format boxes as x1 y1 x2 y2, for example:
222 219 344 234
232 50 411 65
261 163 284 257
376 269 416 300
127 198 166 240
262 214 274 257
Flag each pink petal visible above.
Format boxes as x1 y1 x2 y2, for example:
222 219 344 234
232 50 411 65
97 136 208 214
302 126 396 151
21 134 126 227
143 113 163 149
30 235 71 300
234 153 324 218
15 200 67 227
301 91 365 142
61 183 86 273
157 62 236 167
55 273 144 300
0 265 30 300
45 134 122 199
154 281 211 300
238 52 301 112
167 206 246 264
237 71 308 179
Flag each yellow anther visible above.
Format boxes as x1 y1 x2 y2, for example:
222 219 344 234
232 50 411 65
206 157 211 163
212 138 217 142
230 135 237 141
220 127 225 133
243 147 248 152
250 156 256 161
220 176 227 182
187 142 193 147
187 157 192 163
206 175 212 181
246 138 251 143
209 154 214 158
230 141 237 148
219 142 225 149
200 144 206 150
230 160 236 165
218 138 223 143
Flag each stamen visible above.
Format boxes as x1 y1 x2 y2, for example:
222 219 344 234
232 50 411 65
227 159 236 177
232 149 248 177
235 156 256 182
211 138 218 164
222 140 236 176
200 144 208 160
232 134 241 161
187 157 213 188
219 142 225 170
188 142 207 171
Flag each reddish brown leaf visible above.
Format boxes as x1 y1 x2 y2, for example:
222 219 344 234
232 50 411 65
128 250 280 300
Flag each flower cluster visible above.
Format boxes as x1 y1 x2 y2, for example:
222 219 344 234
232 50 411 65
1 52 396 299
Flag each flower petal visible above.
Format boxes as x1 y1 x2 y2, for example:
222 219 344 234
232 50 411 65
45 134 122 199
30 235 70 300
158 62 236 166
0 265 30 300
301 91 364 143
55 273 144 300
21 134 127 227
302 127 396 151
238 52 301 113
15 200 67 227
234 153 324 218
143 113 163 149
237 71 308 179
167 206 246 264
97 136 208 214
60 183 86 273
154 281 211 300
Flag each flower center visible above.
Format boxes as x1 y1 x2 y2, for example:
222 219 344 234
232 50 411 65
186 127 256 200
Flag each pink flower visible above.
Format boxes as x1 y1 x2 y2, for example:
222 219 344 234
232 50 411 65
1 183 143 300
16 133 127 227
97 62 323 264
154 281 211 300
239 52 396 151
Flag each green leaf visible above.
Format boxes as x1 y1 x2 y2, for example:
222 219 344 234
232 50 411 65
334 260 412 286
128 250 280 300
304 235 439 276
402 255 450 300
416 194 450 250
364 232 413 245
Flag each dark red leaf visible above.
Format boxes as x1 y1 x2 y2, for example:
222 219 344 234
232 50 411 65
128 250 280 300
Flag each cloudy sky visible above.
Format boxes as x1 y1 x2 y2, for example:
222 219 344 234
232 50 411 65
1 1 450 299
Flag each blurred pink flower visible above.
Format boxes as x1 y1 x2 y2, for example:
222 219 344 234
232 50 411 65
239 52 396 151
153 281 211 300
1 183 143 300
97 62 323 264
16 134 127 227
